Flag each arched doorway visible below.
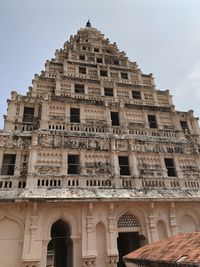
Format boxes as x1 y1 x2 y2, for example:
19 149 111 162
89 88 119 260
117 212 146 267
47 220 73 267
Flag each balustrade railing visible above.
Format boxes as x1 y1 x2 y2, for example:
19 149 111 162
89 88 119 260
48 123 106 133
1 175 200 193
0 177 26 190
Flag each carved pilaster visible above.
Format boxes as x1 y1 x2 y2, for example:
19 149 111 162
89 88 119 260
14 150 22 176
86 203 96 256
169 202 179 236
107 203 118 256
149 202 157 242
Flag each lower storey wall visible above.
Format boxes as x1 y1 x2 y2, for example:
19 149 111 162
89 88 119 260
0 200 199 267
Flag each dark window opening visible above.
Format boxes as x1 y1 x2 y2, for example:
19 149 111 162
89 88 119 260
121 72 128 79
79 55 85 60
100 70 107 77
94 48 99 52
148 115 157 129
68 155 79 175
97 58 103 63
104 88 114 97
1 154 16 175
23 107 34 123
111 112 119 126
132 91 141 99
70 108 80 123
79 66 86 74
74 84 84 94
118 156 130 176
82 46 86 50
164 158 176 177
180 120 189 131
107 49 111 54
114 60 120 65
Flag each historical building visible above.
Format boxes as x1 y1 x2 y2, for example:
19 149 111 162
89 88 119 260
0 21 200 267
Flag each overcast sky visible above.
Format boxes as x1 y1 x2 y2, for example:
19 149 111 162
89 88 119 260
0 0 200 128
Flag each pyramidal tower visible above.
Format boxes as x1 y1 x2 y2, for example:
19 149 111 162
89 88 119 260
0 22 200 267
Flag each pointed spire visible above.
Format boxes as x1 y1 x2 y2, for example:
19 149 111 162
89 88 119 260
86 19 91 27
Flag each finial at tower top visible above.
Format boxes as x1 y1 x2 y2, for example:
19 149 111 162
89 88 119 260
86 19 91 27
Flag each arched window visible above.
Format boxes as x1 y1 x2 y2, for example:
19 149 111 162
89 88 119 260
118 211 139 228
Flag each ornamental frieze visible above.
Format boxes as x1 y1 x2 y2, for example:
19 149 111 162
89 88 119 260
0 134 31 148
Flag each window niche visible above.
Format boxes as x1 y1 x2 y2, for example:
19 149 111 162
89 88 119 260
79 55 85 60
23 107 34 123
164 158 176 177
114 59 120 65
79 66 86 75
148 115 157 129
121 72 128 79
1 154 16 175
70 108 80 123
94 48 100 53
180 120 189 132
97 58 103 64
74 84 85 94
111 112 120 126
104 88 114 97
68 155 80 175
100 70 108 77
118 156 130 176
132 91 141 99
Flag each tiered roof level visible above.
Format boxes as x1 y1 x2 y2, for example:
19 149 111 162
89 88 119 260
1 22 200 200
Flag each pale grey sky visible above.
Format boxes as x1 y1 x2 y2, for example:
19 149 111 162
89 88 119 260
0 0 200 128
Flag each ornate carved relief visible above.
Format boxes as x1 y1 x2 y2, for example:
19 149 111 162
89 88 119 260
0 135 31 148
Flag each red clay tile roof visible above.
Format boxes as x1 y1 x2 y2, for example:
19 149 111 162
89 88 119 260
124 232 200 266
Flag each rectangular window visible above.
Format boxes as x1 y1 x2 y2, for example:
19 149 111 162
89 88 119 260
118 156 130 176
164 158 176 177
180 121 189 131
94 48 99 53
79 55 85 60
114 60 120 65
132 91 141 99
121 72 128 79
100 70 108 77
70 108 80 123
82 46 86 51
1 154 16 175
148 115 157 129
79 66 86 74
97 58 103 63
68 155 79 175
23 107 34 123
104 88 114 97
111 112 119 126
74 84 85 94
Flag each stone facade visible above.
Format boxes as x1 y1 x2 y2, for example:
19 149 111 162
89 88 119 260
0 22 200 267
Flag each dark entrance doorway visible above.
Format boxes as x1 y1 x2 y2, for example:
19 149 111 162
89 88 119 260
47 220 73 267
117 232 140 267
